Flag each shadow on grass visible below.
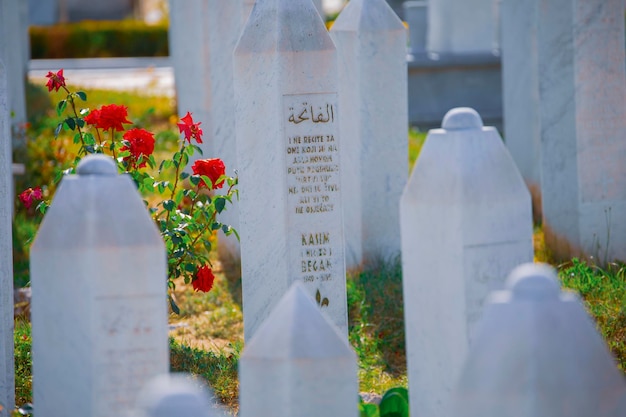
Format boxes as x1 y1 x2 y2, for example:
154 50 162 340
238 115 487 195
218 249 243 308
348 255 406 379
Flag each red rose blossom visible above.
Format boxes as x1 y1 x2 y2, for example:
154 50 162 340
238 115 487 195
45 69 66 92
86 104 132 131
191 158 226 189
121 128 155 168
177 112 203 144
192 265 215 293
19 187 43 209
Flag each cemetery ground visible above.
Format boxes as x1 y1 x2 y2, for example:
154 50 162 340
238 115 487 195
10 82 626 416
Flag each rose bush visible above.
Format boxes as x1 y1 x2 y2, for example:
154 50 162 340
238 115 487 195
21 69 238 312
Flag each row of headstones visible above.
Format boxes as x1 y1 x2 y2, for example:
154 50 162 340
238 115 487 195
18 151 626 416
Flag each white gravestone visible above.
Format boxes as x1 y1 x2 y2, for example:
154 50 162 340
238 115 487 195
501 0 542 220
427 0 500 54
330 0 408 269
0 0 28 139
168 0 242 262
30 155 169 417
135 374 223 417
234 0 348 340
538 0 626 264
243 0 323 23
239 282 359 417
400 107 534 417
0 59 14 417
452 263 626 417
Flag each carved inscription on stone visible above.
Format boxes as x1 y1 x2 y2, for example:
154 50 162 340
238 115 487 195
284 93 345 320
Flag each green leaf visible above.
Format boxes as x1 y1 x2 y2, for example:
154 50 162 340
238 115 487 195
180 171 190 180
379 391 409 417
359 402 379 417
215 196 226 213
163 199 176 211
190 175 201 186
221 225 230 234
381 387 409 404
54 123 63 138
76 91 87 101
168 294 180 315
56 100 67 116
76 118 85 128
64 117 76 131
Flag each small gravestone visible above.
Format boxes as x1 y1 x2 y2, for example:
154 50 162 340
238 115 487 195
30 155 169 417
501 0 541 220
400 107 534 417
452 263 626 417
0 59 14 417
239 282 359 417
330 0 408 269
427 0 499 54
537 0 626 263
135 374 223 417
234 0 348 340
168 0 243 262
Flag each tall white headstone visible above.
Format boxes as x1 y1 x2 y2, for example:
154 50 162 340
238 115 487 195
234 0 348 340
168 0 243 262
0 59 14 417
537 0 626 264
0 0 28 139
452 263 626 417
243 0 323 24
400 107 534 417
330 0 408 269
135 374 223 417
239 283 359 417
501 0 541 220
30 155 169 417
427 0 500 54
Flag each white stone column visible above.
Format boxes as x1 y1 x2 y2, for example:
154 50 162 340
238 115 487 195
501 0 541 220
0 58 14 417
452 263 626 417
400 108 533 417
30 155 169 417
0 0 28 140
168 0 243 263
427 0 500 54
234 0 348 341
239 283 358 417
330 0 408 269
537 0 626 264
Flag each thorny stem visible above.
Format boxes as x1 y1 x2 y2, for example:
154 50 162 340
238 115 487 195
165 141 187 226
62 86 86 150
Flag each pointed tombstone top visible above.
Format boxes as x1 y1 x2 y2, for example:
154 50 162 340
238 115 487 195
441 107 484 131
330 0 405 32
135 374 219 417
243 282 354 359
235 0 334 53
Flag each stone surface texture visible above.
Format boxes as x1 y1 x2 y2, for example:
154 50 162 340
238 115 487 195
427 0 500 54
234 0 348 341
452 263 626 417
501 0 541 220
330 0 408 269
538 0 626 264
400 107 534 417
135 374 222 417
239 282 358 417
30 155 169 417
168 0 242 261
0 58 14 417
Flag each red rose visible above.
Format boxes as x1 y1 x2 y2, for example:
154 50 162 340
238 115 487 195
45 69 65 92
192 265 215 293
191 158 226 189
86 104 132 131
177 112 203 144
121 128 155 168
19 187 43 209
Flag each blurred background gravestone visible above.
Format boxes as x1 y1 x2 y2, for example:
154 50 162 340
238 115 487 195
452 263 626 417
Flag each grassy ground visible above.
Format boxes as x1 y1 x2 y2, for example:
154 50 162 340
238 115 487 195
12 84 626 416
